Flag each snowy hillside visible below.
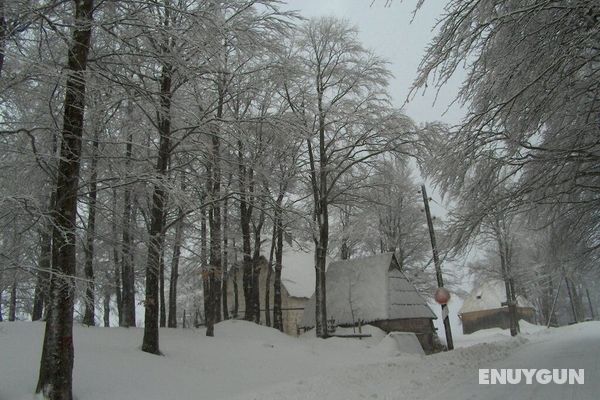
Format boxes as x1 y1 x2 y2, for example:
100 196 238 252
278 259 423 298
2 320 597 400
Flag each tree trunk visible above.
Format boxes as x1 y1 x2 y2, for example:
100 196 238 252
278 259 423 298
142 60 173 355
159 229 166 328
207 128 223 331
241 207 253 321
201 207 214 335
265 224 276 328
251 209 265 324
111 188 122 326
8 278 17 321
121 105 136 327
273 206 284 332
222 196 229 320
498 235 518 336
565 275 580 323
83 130 100 326
168 207 184 328
232 238 239 318
238 140 255 322
308 76 330 338
311 161 329 337
36 1 94 397
103 287 110 327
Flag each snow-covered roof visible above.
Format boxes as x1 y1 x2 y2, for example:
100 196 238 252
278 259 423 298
259 243 330 299
279 246 318 299
459 280 535 314
300 253 436 327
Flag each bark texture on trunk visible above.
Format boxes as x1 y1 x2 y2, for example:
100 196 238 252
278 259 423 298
168 208 184 328
121 115 136 327
251 209 265 324
238 139 255 322
111 189 122 326
103 286 110 327
232 238 239 318
498 234 519 337
221 196 229 320
8 278 17 321
142 60 173 355
265 225 276 328
36 1 94 397
201 207 213 335
159 233 166 328
273 210 284 332
83 131 100 326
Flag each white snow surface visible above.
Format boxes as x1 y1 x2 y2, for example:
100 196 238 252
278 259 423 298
459 280 535 313
375 332 425 356
1 320 598 400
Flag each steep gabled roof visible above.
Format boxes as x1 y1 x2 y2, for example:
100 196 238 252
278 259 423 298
259 243 332 299
459 280 535 314
278 246 319 299
300 253 436 328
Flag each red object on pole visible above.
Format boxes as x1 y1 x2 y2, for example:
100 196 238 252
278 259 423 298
435 287 451 305
421 184 453 350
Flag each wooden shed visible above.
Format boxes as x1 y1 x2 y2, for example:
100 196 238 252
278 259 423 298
300 253 438 352
226 244 321 336
459 280 537 334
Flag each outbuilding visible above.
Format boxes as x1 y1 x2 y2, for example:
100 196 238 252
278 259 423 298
226 244 320 336
300 253 438 352
459 280 536 334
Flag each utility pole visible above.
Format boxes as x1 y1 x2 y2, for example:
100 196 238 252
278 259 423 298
564 271 579 323
585 286 596 320
546 277 563 328
585 287 595 320
421 185 453 350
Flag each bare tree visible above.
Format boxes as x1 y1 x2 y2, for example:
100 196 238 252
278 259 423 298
412 0 600 257
284 17 413 337
36 0 94 397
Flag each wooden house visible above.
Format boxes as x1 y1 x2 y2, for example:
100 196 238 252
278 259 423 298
226 245 319 336
458 280 536 334
300 253 438 352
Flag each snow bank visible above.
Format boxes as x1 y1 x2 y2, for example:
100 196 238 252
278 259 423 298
0 321 384 400
454 320 545 348
2 320 596 400
374 332 425 356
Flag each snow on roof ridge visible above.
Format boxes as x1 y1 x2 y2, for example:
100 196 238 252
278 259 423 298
301 252 436 328
260 242 325 299
459 279 535 314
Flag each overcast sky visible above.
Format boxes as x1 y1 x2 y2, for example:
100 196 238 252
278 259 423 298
281 1 478 288
283 0 465 126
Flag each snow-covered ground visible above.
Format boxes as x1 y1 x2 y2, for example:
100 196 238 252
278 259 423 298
1 320 598 400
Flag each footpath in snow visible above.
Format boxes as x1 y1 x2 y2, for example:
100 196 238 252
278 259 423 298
0 320 598 400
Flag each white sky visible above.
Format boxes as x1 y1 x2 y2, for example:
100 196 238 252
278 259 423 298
282 0 465 125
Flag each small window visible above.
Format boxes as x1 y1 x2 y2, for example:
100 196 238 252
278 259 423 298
476 295 482 299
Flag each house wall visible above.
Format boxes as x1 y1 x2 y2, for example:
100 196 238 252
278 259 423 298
460 307 536 334
225 265 308 336
370 318 436 353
